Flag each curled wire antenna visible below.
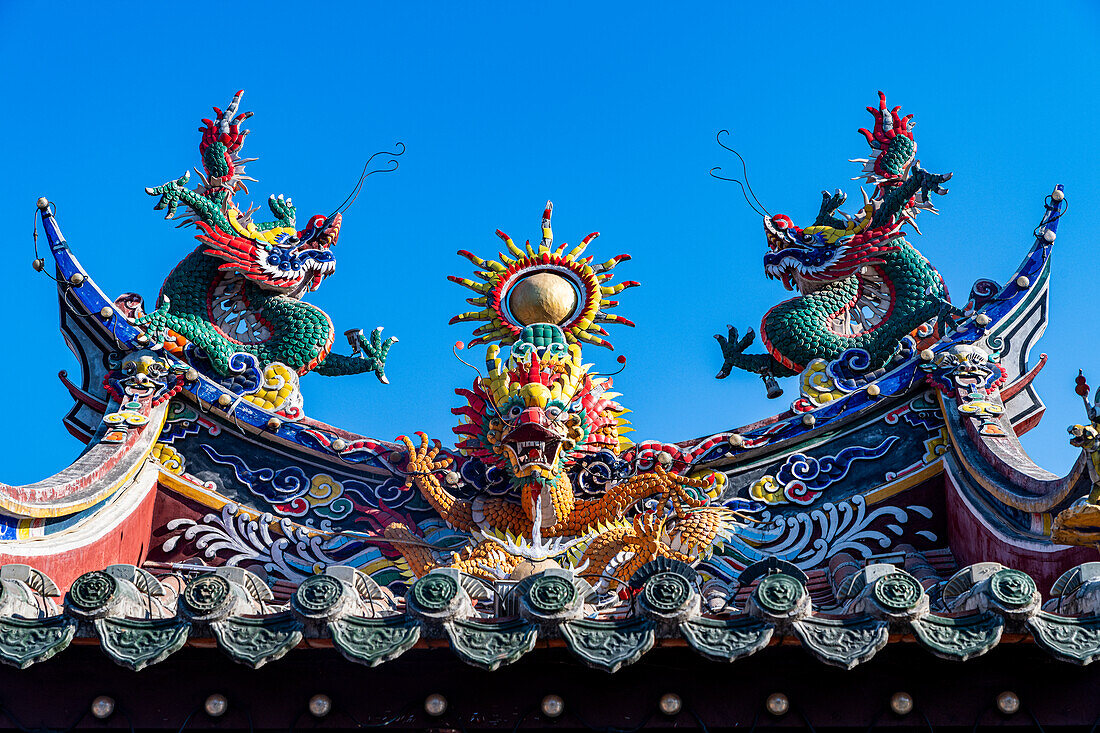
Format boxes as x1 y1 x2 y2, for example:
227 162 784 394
331 142 406 217
709 167 766 218
452 341 484 379
711 130 770 217
591 355 628 378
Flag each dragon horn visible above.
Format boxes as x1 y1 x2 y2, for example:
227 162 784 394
223 90 244 123
540 201 553 252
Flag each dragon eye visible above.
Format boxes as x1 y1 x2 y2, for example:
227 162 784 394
507 405 523 419
546 405 563 420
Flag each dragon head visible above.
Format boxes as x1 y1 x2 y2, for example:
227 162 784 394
255 209 341 295
453 324 629 527
197 202 342 298
762 201 892 293
763 214 848 292
720 93 946 299
147 91 347 298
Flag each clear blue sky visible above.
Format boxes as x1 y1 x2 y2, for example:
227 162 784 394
1 2 1098 483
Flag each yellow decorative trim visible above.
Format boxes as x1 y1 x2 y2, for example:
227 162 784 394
864 459 944 506
16 519 36 540
155 468 235 513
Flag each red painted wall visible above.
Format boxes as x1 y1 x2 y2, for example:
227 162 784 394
0 481 158 591
945 471 1092 592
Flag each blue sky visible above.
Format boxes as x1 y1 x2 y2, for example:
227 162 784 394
1 2 1098 483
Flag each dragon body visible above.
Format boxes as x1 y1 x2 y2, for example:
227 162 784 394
717 92 952 380
387 326 739 587
141 91 396 382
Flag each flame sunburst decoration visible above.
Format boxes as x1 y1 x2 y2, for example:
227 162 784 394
449 202 639 349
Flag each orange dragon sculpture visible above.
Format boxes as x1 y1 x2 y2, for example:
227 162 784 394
378 203 746 587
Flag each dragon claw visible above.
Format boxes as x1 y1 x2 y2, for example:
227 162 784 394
355 326 397 384
721 326 755 353
146 172 193 219
912 163 953 202
715 325 757 379
266 194 296 226
397 432 453 483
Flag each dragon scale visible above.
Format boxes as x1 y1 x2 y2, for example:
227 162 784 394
146 248 376 377
758 241 947 375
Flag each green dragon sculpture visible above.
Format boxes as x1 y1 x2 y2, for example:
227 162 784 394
140 91 396 382
715 92 952 381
